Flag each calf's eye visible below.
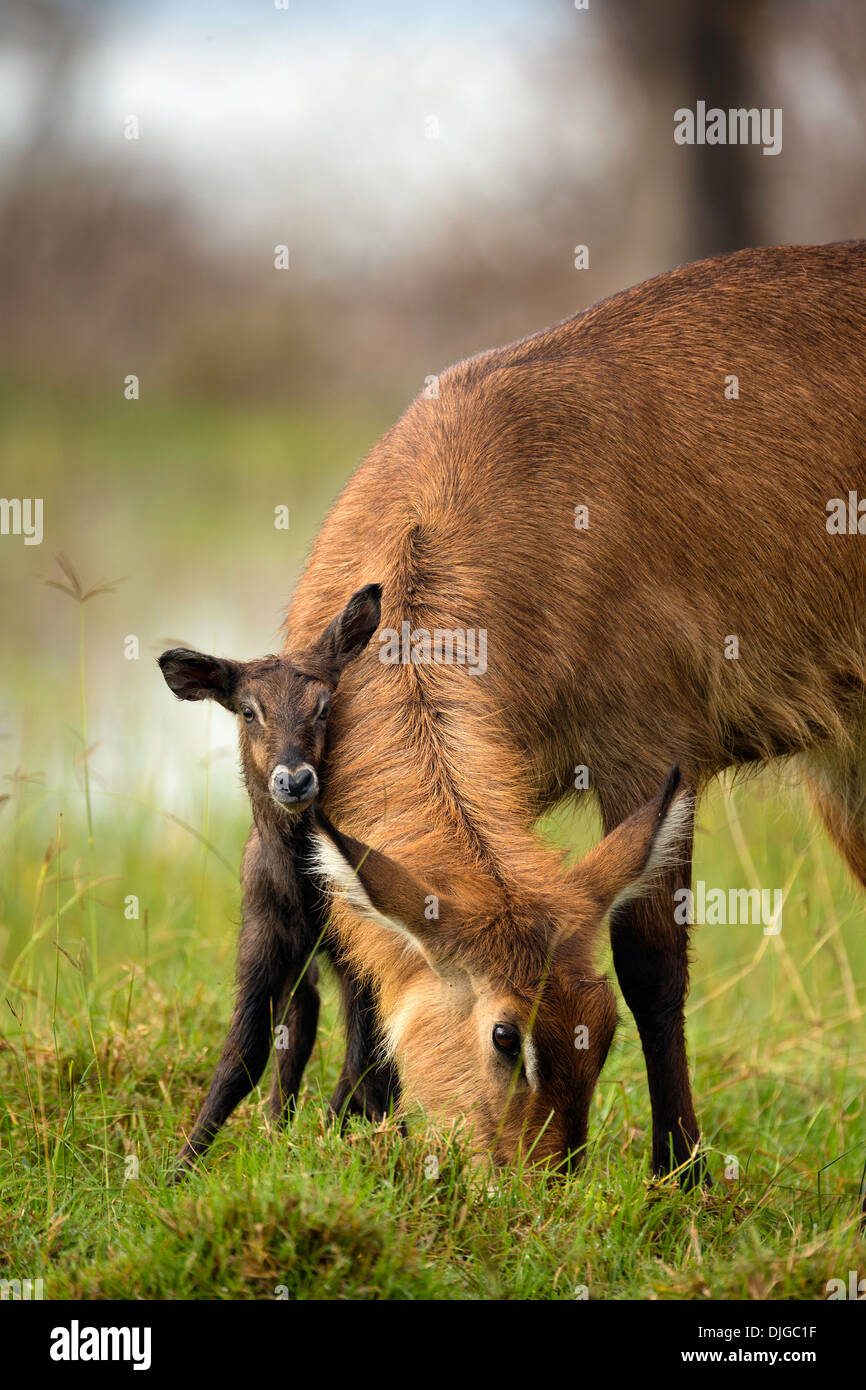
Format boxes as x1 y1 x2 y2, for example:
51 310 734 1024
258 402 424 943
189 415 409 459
241 706 255 724
492 1022 521 1060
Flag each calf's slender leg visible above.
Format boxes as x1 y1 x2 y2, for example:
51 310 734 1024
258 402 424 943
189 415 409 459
172 814 403 1178
328 969 402 1125
269 964 321 1123
173 914 294 1176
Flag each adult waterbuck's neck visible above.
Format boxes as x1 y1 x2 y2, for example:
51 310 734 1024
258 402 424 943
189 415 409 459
284 398 691 1167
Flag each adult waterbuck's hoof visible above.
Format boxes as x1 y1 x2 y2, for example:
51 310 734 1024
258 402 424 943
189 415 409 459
652 1134 712 1190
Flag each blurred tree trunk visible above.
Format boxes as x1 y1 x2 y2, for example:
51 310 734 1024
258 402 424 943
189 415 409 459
681 0 761 256
1 0 97 175
614 0 764 260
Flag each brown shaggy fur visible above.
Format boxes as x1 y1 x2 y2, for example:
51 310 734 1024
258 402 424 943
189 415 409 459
283 241 866 1174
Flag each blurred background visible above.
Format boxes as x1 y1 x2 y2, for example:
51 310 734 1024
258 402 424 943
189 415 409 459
2 0 866 814
0 0 861 1106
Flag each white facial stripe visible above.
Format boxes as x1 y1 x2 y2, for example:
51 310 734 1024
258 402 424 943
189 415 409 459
310 832 427 962
247 696 265 726
523 1034 539 1090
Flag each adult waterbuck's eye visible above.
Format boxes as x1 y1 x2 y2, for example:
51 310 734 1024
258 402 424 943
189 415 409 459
240 705 256 724
315 696 330 722
492 1023 521 1060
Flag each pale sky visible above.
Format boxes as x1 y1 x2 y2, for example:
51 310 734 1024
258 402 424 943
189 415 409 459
0 1 612 267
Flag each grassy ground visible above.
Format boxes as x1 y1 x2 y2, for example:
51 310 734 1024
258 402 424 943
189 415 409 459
1 692 863 1301
0 393 863 1300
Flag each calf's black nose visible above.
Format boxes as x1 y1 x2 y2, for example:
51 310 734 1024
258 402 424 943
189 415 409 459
270 763 318 806
287 766 316 799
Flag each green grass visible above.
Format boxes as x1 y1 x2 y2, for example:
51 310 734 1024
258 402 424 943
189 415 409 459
0 391 863 1300
1 752 863 1300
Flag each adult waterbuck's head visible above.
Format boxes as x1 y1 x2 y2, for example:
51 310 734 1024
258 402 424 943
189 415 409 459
313 768 692 1168
158 584 382 818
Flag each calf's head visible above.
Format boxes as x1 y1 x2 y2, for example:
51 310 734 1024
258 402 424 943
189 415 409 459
313 769 691 1168
158 584 381 816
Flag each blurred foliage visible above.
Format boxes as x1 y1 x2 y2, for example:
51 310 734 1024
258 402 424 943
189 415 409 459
2 0 865 404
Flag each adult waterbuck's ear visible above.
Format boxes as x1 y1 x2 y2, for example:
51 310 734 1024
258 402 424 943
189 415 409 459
565 766 694 923
311 808 462 973
157 648 241 711
312 583 383 676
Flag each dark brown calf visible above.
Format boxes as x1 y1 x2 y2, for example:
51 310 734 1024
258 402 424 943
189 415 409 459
158 583 399 1174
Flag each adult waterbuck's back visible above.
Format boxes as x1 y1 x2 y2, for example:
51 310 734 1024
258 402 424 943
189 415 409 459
285 241 866 1177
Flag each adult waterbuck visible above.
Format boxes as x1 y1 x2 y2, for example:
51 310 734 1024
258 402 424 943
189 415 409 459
282 241 866 1180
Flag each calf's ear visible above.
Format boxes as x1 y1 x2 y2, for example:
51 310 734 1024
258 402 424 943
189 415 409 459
157 648 241 710
314 583 383 675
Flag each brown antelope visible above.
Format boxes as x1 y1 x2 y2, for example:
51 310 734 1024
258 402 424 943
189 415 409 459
277 240 866 1179
158 584 400 1173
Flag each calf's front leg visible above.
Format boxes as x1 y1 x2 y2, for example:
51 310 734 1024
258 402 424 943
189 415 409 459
173 908 294 1178
327 968 402 1126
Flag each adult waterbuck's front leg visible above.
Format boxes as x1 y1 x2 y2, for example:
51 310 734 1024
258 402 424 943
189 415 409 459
598 777 704 1184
